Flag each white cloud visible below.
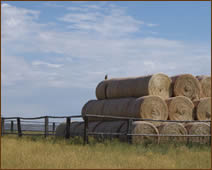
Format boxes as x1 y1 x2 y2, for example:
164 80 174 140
2 55 30 86
2 3 41 41
59 5 143 37
2 2 210 117
67 7 88 12
144 61 155 68
44 2 65 8
84 4 102 9
32 61 63 68
2 3 211 90
146 23 158 27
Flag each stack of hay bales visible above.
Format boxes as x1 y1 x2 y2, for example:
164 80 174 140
56 73 211 144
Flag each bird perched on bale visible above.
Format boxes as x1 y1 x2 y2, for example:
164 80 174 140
105 74 108 80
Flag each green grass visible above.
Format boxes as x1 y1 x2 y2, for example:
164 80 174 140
1 135 211 169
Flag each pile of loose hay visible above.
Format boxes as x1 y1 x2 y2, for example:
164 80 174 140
96 73 172 100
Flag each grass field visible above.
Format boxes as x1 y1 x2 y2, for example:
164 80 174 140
1 135 211 169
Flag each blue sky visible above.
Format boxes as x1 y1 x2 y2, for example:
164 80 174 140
2 1 211 117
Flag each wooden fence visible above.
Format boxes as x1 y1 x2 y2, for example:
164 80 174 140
83 114 211 145
1 115 82 139
1 114 211 145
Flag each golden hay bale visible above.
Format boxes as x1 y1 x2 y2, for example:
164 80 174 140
81 96 168 125
131 121 159 144
165 96 194 121
185 122 210 144
95 73 172 100
55 123 66 137
158 122 187 143
171 74 201 101
196 76 211 98
193 97 211 121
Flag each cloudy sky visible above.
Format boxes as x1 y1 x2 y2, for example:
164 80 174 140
2 1 211 118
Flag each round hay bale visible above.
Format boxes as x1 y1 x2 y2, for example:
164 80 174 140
171 74 201 101
81 99 105 121
55 121 83 137
131 121 159 144
193 97 211 120
73 122 85 137
93 120 126 140
196 76 211 98
70 121 103 137
70 122 84 137
55 123 66 137
118 121 128 142
165 96 194 121
158 122 187 143
95 73 172 100
81 96 168 125
95 80 109 99
185 122 210 144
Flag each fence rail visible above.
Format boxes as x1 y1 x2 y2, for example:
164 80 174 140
1 115 82 139
1 114 211 145
83 114 211 145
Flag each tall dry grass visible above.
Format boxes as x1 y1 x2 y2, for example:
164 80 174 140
1 135 211 169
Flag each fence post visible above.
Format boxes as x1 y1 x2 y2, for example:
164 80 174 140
84 116 88 145
44 116 49 138
52 122 55 134
127 119 133 144
65 117 71 139
1 118 5 136
209 122 211 145
17 118 22 137
11 121 14 133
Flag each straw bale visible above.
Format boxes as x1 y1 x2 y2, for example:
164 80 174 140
55 123 66 137
95 73 171 100
158 122 187 143
193 97 211 121
185 122 210 144
165 96 194 121
118 121 128 142
171 74 201 101
131 121 159 144
93 120 127 140
196 76 211 98
70 122 84 137
81 96 168 125
81 99 105 121
95 81 109 99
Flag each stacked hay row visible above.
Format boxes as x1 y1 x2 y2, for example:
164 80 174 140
82 96 168 126
55 120 211 144
56 73 211 144
96 73 172 100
